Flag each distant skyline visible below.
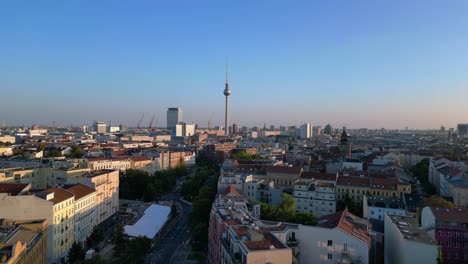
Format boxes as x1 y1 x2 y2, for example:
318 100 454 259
1 1 468 129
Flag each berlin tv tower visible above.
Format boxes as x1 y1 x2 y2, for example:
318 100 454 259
223 61 231 136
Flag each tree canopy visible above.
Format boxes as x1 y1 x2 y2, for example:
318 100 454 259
120 165 187 202
420 195 457 209
411 158 435 195
67 242 86 264
256 193 318 225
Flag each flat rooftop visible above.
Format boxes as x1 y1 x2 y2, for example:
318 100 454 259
388 215 435 244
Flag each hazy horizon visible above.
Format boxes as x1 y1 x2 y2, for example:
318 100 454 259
2 1 468 129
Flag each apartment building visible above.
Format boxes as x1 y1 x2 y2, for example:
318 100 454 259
67 170 119 227
385 214 440 264
243 179 283 206
288 209 371 264
63 184 96 245
208 186 372 264
0 184 75 263
129 156 152 170
265 166 303 189
86 157 131 171
363 195 406 221
421 206 468 263
429 157 468 207
0 219 48 264
39 187 75 263
336 173 411 204
208 187 293 264
293 180 336 217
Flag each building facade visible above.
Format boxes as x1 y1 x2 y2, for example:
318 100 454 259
167 107 182 130
293 180 336 217
64 184 97 245
421 206 468 263
0 219 48 264
385 214 440 264
67 170 119 227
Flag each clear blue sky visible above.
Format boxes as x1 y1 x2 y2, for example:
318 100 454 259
1 0 468 129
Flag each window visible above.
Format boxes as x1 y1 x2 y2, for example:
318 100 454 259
439 230 443 236
328 254 333 260
456 231 460 237
328 240 333 247
448 231 451 237
447 241 451 247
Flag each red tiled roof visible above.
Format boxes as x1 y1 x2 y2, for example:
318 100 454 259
112 150 126 156
222 186 241 196
370 177 398 190
0 183 29 195
39 187 74 205
87 157 130 162
64 184 96 200
266 166 302 174
318 210 371 246
300 172 337 181
337 176 369 187
234 227 248 236
224 219 240 226
337 211 371 246
430 207 468 223
129 156 151 162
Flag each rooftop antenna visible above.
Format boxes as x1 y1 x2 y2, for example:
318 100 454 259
226 57 229 83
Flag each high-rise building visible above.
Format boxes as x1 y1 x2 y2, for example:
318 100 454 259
223 63 231 136
299 123 313 139
93 121 107 133
174 122 195 137
457 123 468 137
167 107 182 130
313 125 322 136
232 123 238 134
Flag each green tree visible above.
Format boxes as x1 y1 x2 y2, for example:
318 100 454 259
294 211 318 226
231 151 253 160
84 255 109 264
70 145 84 158
112 225 128 257
67 242 86 264
411 158 436 195
46 150 62 157
276 193 296 222
86 227 103 249
252 194 318 225
119 237 151 264
420 195 456 209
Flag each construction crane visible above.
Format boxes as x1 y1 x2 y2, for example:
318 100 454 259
149 114 155 129
137 113 144 129
208 112 215 130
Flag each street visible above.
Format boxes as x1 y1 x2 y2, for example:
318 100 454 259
145 176 193 264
